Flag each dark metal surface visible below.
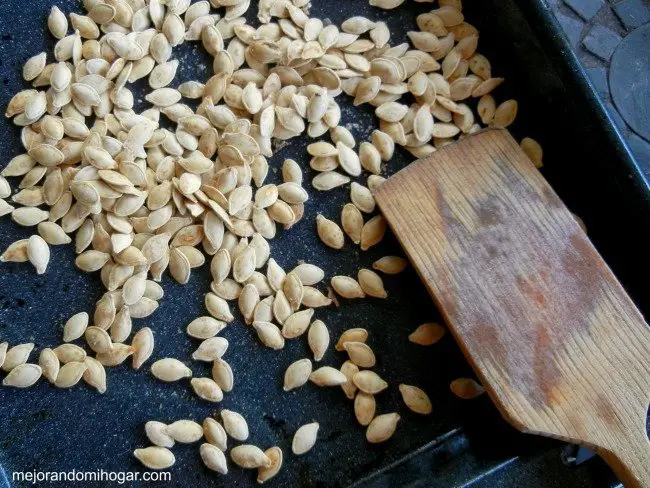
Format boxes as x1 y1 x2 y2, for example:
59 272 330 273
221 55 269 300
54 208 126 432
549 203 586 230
0 1 647 487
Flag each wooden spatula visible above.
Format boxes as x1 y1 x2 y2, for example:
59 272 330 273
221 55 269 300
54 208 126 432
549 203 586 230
374 129 650 487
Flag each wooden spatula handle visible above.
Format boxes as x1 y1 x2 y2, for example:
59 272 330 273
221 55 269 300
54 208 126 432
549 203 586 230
600 427 650 488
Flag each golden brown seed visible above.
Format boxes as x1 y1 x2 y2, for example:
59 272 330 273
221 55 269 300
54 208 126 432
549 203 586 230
409 323 445 345
257 447 283 483
366 413 400 443
340 361 359 399
336 328 369 351
354 392 376 426
344 342 376 368
358 269 387 298
353 370 388 394
360 215 386 251
399 384 433 414
450 378 485 399
373 256 408 274
520 137 543 168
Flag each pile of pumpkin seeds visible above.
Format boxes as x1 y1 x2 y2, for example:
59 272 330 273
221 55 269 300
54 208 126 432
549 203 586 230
0 0 543 480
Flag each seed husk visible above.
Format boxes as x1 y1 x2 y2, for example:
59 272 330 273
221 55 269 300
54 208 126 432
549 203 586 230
257 446 283 483
283 358 312 391
309 366 347 386
354 392 376 426
151 358 192 382
366 413 400 443
450 378 485 399
201 443 228 474
54 361 87 388
409 322 445 345
166 420 204 443
3 363 42 388
231 445 272 469
358 268 388 298
221 409 249 441
146 421 175 449
292 422 319 455
133 447 176 470
353 370 388 394
399 384 433 414
373 256 408 274
344 342 376 368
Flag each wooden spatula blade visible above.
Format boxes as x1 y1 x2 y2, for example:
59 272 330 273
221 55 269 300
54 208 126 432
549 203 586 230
375 129 650 487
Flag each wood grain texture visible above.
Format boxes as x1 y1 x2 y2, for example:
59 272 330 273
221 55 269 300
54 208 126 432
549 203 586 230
375 129 650 487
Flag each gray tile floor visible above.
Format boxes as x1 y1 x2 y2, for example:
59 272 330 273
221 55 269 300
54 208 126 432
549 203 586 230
551 0 650 177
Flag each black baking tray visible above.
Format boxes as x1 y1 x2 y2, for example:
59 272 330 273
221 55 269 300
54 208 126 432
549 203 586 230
0 0 648 487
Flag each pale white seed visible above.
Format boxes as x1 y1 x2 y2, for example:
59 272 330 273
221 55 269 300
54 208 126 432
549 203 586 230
283 358 312 391
366 413 400 443
166 420 204 443
82 356 106 393
192 377 224 402
151 358 192 382
231 445 271 469
54 361 87 388
133 447 175 470
132 327 154 370
292 422 319 455
212 358 234 392
201 443 228 474
221 409 249 441
341 361 359 400
2 343 34 372
39 348 60 383
3 363 42 387
307 319 329 361
145 421 175 448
